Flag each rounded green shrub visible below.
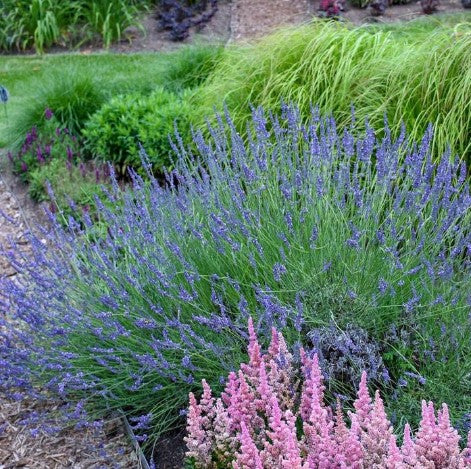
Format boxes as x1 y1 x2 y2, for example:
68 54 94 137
82 88 192 173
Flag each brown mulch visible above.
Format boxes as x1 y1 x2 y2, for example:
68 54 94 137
0 169 139 469
230 0 314 41
0 399 138 469
230 0 467 42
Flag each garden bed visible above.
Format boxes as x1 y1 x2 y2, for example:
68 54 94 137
0 6 470 469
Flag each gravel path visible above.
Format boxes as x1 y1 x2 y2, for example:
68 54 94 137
0 167 139 468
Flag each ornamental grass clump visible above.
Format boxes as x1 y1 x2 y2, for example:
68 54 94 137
185 319 471 468
1 105 470 440
198 21 471 162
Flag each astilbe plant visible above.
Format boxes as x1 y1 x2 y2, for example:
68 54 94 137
185 319 471 468
0 104 470 440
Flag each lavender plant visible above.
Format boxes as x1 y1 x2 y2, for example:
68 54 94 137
307 323 390 392
1 105 470 440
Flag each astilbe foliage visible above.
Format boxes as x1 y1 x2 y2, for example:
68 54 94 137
185 320 471 468
0 104 470 439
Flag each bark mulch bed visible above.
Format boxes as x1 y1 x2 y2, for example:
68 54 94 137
0 169 138 468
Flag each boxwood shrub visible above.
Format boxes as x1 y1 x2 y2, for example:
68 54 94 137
82 88 192 174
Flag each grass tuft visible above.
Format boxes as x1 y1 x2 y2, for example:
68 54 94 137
197 17 471 162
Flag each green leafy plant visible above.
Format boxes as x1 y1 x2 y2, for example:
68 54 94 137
0 0 151 52
81 0 144 48
28 157 110 219
82 88 193 173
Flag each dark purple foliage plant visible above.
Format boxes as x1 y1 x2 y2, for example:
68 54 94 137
369 0 388 16
157 0 218 41
421 0 439 14
1 104 470 441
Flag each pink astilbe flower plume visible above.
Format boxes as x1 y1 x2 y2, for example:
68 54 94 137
227 370 257 433
266 331 295 411
184 392 212 466
256 360 272 414
434 403 462 467
200 379 215 421
267 327 281 359
400 423 421 467
334 398 349 444
360 390 393 466
353 371 372 431
386 435 404 468
415 401 441 465
261 395 304 468
335 408 364 468
300 350 325 421
302 361 338 467
344 416 365 468
240 317 263 386
414 401 466 468
213 398 237 463
233 421 263 469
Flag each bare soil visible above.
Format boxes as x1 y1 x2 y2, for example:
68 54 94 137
150 429 187 469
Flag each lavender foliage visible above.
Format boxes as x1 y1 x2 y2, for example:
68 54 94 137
307 323 389 390
1 104 470 437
